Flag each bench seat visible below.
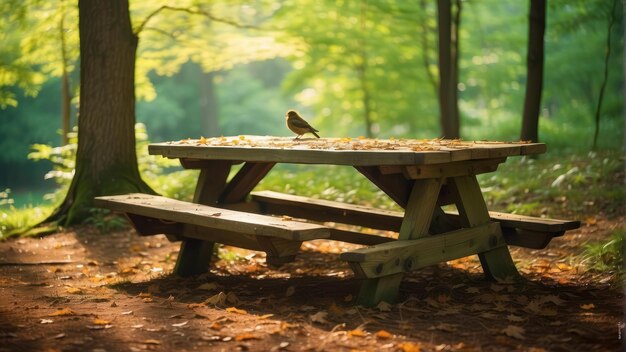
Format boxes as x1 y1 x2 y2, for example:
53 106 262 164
94 193 330 266
250 190 580 249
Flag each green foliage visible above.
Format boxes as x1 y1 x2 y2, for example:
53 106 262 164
478 150 624 218
83 209 129 233
582 229 625 274
0 188 53 239
257 164 398 210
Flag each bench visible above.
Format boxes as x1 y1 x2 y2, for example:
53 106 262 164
250 190 580 249
94 193 330 267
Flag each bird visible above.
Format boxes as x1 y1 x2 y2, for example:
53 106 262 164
286 110 320 139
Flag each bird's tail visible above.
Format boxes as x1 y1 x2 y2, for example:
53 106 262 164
311 130 320 138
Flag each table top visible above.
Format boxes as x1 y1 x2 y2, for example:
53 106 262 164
149 135 546 166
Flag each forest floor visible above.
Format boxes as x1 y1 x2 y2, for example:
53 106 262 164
0 214 623 351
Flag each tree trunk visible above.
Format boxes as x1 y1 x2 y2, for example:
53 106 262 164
46 0 153 225
59 0 72 146
437 0 460 139
520 0 546 143
592 0 618 150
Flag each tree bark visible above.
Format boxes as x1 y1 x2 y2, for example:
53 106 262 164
437 0 460 139
46 0 153 225
59 4 72 146
520 0 546 143
592 0 618 150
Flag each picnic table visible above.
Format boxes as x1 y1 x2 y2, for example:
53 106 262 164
95 136 579 306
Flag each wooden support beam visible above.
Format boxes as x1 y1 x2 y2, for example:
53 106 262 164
219 162 276 204
354 166 413 207
448 176 520 281
342 222 503 279
401 158 505 179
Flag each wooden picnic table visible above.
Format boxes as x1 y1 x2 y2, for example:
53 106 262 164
95 136 579 306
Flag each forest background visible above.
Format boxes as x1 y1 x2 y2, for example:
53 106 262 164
0 0 623 211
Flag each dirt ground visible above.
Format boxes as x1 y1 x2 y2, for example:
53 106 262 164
0 214 623 352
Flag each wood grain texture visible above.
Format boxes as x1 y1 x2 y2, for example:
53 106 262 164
94 193 329 241
249 191 579 244
149 137 545 166
342 223 503 278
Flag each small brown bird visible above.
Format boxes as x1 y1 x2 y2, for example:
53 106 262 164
286 110 320 139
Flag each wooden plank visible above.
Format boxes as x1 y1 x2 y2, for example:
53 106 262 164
150 143 453 166
402 158 505 179
354 166 413 207
328 228 395 245
179 158 236 169
520 143 547 155
448 176 520 280
354 273 404 306
252 190 404 231
446 210 580 233
173 238 214 277
219 162 276 204
399 178 442 240
250 190 578 236
341 223 504 279
193 160 231 206
501 228 562 249
94 193 329 241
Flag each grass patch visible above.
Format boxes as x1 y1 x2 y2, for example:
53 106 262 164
581 229 625 275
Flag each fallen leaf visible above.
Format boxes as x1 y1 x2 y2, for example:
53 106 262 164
40 319 54 324
375 330 392 339
344 294 353 302
581 303 595 310
53 333 65 339
66 287 83 294
172 321 188 327
48 308 76 317
209 322 222 330
397 342 421 352
225 307 247 315
309 311 328 324
502 325 525 340
348 329 367 337
235 333 259 341
204 292 227 306
285 286 295 297
92 319 111 325
259 314 274 320
376 301 392 312
429 323 457 332
138 292 152 298
121 311 133 315
143 339 161 345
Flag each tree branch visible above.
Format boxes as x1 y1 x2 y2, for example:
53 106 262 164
135 5 258 35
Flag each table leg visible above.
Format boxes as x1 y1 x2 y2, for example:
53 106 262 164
173 161 231 276
356 178 442 305
448 175 520 281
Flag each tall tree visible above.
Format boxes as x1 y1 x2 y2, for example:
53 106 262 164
520 0 546 143
46 0 153 225
592 0 618 150
437 0 461 139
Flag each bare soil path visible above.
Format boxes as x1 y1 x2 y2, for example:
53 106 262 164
0 214 623 352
